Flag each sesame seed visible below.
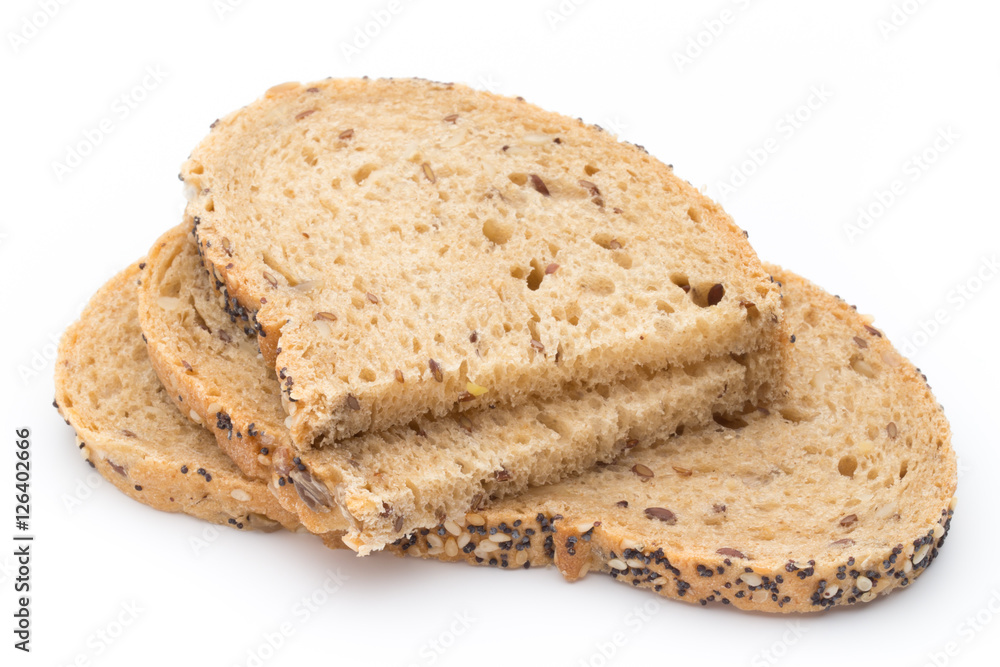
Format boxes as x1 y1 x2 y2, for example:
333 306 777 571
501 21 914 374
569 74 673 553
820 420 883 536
444 537 459 557
608 558 628 571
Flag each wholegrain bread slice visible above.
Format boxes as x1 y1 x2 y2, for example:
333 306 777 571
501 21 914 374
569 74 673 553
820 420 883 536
140 226 781 553
395 266 957 612
183 77 783 446
54 261 301 534
75 259 955 612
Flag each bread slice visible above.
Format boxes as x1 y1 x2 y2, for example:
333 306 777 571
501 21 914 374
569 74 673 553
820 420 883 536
54 261 301 534
139 225 781 553
395 266 957 612
182 77 784 446
74 258 955 612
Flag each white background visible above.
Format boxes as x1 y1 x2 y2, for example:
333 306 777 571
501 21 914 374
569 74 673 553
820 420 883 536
2 1 998 665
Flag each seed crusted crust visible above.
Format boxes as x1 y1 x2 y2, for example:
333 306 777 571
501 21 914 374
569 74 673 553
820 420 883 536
54 262 300 533
386 506 954 613
182 77 784 446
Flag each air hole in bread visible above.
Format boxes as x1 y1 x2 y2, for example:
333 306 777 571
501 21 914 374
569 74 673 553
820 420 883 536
526 260 545 291
689 282 725 308
507 172 528 186
579 274 615 297
779 406 811 423
482 218 512 245
670 274 690 293
838 455 858 478
612 252 633 269
592 233 623 251
301 145 318 167
655 299 675 314
535 411 568 438
261 253 297 286
713 413 748 429
358 368 376 382
687 207 703 223
352 164 376 185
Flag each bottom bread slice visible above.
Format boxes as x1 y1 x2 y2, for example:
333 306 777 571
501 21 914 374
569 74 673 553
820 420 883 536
54 261 303 535
55 261 956 613
393 266 957 612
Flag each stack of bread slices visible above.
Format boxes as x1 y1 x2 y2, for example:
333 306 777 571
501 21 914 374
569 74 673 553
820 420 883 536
54 78 956 613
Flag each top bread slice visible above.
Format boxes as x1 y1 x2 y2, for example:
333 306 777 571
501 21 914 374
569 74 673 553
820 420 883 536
396 265 958 612
139 225 782 554
53 261 300 534
182 77 783 446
